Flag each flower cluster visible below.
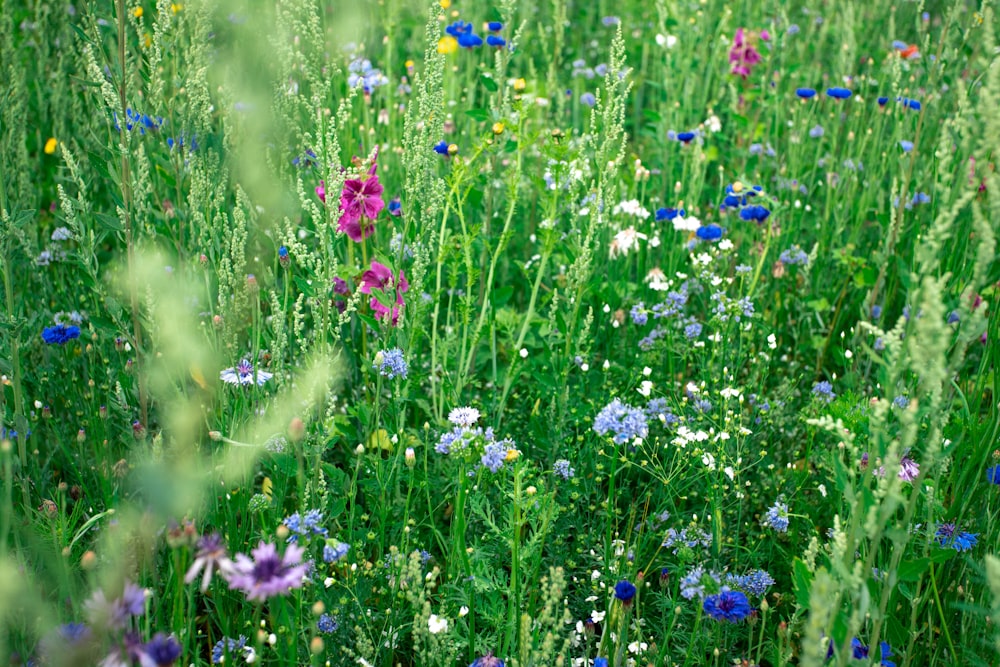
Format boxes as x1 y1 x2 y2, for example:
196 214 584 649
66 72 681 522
593 398 649 444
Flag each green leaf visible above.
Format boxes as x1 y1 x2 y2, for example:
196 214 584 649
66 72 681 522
479 74 499 92
94 213 123 232
293 275 316 297
793 558 814 608
465 108 491 122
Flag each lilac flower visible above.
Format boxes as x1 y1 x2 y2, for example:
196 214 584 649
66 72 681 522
212 636 253 664
779 246 809 265
375 348 408 379
630 303 648 325
764 501 789 532
811 381 835 403
481 441 510 473
553 459 575 479
184 533 232 592
224 541 308 601
323 541 351 563
593 399 649 443
703 589 752 622
580 92 596 107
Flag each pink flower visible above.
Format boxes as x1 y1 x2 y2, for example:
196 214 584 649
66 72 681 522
359 260 408 325
316 180 326 203
729 28 763 79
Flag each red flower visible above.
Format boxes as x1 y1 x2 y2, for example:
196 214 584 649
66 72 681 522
359 261 408 325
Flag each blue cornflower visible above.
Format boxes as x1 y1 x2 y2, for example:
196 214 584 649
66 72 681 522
593 659 609 667
375 348 408 379
144 633 182 666
579 92 596 107
696 224 723 241
553 459 575 480
809 124 824 138
317 613 338 634
42 324 80 345
935 523 977 552
812 381 835 403
458 31 483 48
871 304 883 319
851 639 896 667
739 204 770 222
826 87 852 99
433 140 449 155
764 501 789 532
897 97 921 111
676 131 697 143
987 465 1000 485
486 35 505 47
487 21 503 31
877 96 889 106
655 207 685 221
614 579 637 605
703 589 752 622
593 399 648 444
388 197 402 216
947 310 960 324
900 140 914 152
795 87 817 98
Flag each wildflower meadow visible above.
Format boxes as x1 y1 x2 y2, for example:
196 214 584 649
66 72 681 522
2 0 1000 665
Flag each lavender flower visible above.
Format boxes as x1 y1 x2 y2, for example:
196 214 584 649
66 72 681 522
727 569 775 596
811 381 835 403
323 541 351 563
212 636 253 664
184 533 232 592
481 441 510 473
553 459 575 480
317 614 339 634
224 541 308 601
764 501 789 532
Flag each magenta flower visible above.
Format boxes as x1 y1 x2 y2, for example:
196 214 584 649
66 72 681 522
337 152 385 242
729 28 763 78
359 260 409 325
223 541 308 601
316 180 326 203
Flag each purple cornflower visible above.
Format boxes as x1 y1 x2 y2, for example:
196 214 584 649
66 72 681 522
224 541 308 601
143 633 183 666
593 399 649 444
703 589 752 622
470 653 505 667
84 582 147 629
184 533 232 592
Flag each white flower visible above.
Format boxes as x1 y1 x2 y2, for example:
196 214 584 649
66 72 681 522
701 452 716 469
673 214 702 232
656 33 678 48
428 614 448 634
458 606 469 617
609 227 647 258
590 610 606 623
448 407 480 427
705 114 722 133
724 466 735 480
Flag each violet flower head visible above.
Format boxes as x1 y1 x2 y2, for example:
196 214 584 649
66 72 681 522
224 541 308 601
337 152 385 242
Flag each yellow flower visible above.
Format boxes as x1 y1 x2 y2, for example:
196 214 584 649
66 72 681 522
492 122 505 135
504 448 521 462
133 6 143 18
513 78 526 91
731 181 744 193
44 138 58 154
439 0 451 7
171 2 182 12
447 143 458 156
437 36 458 54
